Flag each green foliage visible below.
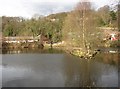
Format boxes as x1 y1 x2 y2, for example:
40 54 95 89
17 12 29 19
2 3 118 46
110 11 117 20
96 5 118 27
110 40 120 47
2 12 67 42
96 17 106 26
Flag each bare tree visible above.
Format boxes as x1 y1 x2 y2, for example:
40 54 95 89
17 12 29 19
62 0 102 54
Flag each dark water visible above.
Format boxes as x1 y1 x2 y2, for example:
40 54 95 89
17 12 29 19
2 48 119 87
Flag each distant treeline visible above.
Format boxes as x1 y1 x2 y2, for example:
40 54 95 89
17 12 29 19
2 4 119 43
2 12 67 43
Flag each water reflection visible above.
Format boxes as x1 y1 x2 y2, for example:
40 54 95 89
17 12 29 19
95 53 119 65
63 54 118 87
2 48 119 87
2 54 65 87
2 48 64 54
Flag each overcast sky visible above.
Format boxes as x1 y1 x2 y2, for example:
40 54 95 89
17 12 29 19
0 0 118 18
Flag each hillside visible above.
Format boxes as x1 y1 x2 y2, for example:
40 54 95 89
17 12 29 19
2 12 68 42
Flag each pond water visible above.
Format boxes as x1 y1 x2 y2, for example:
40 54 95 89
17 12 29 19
1 48 119 87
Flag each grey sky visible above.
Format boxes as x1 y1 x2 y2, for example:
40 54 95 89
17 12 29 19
0 0 118 18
